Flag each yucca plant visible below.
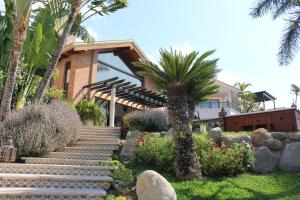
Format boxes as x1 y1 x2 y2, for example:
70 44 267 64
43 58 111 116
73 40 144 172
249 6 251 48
134 49 219 180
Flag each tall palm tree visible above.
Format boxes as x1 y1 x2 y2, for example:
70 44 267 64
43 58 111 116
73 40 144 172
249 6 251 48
186 50 220 121
33 0 128 102
234 82 252 113
291 83 300 107
0 0 33 120
251 0 300 65
134 49 219 180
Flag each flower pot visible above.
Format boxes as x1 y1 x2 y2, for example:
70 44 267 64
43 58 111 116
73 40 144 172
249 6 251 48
83 119 94 126
200 125 207 133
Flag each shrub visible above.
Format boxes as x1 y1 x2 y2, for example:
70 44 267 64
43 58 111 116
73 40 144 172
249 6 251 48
75 99 105 126
124 110 168 132
133 134 254 177
1 100 81 158
133 135 175 171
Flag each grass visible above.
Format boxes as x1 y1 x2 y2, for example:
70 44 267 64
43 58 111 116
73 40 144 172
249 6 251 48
131 165 300 200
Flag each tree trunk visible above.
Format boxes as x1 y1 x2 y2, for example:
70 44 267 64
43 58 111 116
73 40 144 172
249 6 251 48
33 0 82 102
187 99 195 123
0 11 30 120
167 88 202 180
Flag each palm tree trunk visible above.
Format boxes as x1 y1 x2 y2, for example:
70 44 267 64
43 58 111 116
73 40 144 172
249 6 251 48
167 88 202 180
187 99 195 123
0 9 31 120
33 0 82 102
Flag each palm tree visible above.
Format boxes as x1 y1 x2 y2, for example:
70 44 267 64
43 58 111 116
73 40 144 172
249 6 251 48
234 82 252 113
251 0 300 65
291 83 300 108
0 0 33 120
134 49 219 180
33 0 128 102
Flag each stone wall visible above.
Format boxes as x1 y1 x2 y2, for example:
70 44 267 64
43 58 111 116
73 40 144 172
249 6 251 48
208 127 300 174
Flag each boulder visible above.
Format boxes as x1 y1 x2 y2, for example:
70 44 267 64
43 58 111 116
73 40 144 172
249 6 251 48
288 132 300 141
223 135 252 147
208 127 223 142
265 138 283 151
253 147 277 174
271 132 288 141
166 128 174 137
136 170 177 200
120 130 141 157
251 128 268 147
279 142 300 172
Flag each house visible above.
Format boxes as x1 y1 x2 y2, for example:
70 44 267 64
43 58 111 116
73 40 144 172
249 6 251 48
194 80 241 121
54 40 166 127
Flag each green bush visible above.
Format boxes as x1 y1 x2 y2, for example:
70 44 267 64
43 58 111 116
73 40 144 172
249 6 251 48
76 99 105 126
124 110 168 132
1 101 81 158
133 135 175 171
133 134 254 177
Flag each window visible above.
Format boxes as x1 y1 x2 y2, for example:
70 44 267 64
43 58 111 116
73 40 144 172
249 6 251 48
197 100 220 109
97 52 141 86
63 62 71 95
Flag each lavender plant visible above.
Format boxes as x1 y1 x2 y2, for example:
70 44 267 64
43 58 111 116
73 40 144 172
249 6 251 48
1 100 81 158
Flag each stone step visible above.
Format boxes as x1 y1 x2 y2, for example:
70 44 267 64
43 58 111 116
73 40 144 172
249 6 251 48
77 138 119 143
45 152 111 160
0 173 112 189
72 142 119 149
0 188 106 200
78 135 118 140
23 157 102 166
64 147 115 154
80 128 120 133
0 163 113 176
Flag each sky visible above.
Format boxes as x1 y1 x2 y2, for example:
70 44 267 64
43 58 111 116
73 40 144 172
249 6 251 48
1 0 300 109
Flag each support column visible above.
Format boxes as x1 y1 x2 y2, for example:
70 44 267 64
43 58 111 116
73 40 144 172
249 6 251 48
109 87 116 127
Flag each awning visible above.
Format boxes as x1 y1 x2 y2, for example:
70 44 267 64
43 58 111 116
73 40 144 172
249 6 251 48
83 77 167 108
253 91 276 103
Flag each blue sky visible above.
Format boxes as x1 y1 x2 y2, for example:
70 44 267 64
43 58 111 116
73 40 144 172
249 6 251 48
1 0 300 108
82 0 300 108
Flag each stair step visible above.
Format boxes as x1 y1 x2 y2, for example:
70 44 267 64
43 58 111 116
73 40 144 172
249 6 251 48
77 138 119 143
72 142 119 148
0 173 112 189
0 163 113 176
45 152 111 160
23 157 102 166
78 136 118 140
64 147 115 154
0 188 106 199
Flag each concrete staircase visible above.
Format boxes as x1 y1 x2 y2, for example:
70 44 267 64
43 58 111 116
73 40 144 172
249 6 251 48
0 126 120 199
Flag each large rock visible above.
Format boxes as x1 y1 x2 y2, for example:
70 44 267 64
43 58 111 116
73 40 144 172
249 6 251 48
251 128 269 147
136 170 177 200
279 142 300 172
271 132 288 141
288 132 300 141
265 138 283 151
253 147 277 174
208 127 223 142
120 130 141 157
223 135 252 147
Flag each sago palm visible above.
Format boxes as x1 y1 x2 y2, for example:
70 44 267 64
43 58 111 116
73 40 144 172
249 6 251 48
251 0 300 65
134 49 219 180
291 83 300 107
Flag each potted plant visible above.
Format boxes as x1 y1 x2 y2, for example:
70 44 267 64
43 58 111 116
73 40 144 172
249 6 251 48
75 100 105 126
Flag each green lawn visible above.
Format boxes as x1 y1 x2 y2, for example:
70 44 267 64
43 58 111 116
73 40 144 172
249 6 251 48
132 165 300 200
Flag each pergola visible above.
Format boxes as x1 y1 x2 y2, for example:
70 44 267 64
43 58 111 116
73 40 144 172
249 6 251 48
83 77 167 127
254 91 276 110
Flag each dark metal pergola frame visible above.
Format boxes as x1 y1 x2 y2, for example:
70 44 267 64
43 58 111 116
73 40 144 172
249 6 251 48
254 91 276 110
83 77 167 108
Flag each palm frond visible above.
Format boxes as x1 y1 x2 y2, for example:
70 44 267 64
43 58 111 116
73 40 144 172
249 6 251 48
250 0 280 18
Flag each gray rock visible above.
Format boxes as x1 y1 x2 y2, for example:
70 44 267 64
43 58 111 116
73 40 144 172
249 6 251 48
120 130 141 157
271 132 288 140
288 132 300 141
279 142 300 172
160 131 167 137
223 135 252 147
265 138 283 151
136 170 177 200
253 147 277 174
208 127 223 142
166 128 174 137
